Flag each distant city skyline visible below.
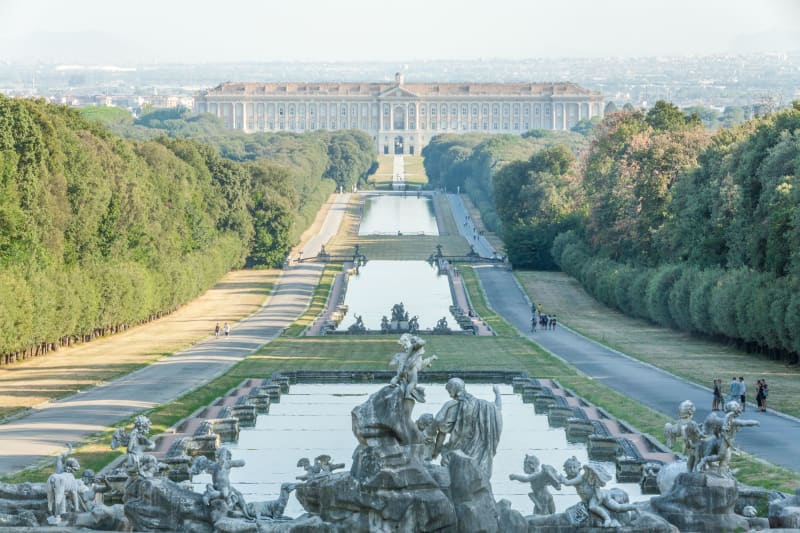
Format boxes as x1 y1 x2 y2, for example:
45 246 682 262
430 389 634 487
0 0 798 65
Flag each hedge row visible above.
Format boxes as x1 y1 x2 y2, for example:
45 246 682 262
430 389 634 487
0 233 243 363
552 231 800 362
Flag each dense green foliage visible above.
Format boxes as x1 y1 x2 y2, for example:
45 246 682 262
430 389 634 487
551 102 800 361
682 105 750 130
421 131 587 234
0 97 375 361
425 102 800 360
493 145 585 268
107 109 375 243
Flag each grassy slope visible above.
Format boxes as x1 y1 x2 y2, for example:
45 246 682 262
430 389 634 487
0 270 277 421
326 194 470 259
516 270 800 419
368 155 428 186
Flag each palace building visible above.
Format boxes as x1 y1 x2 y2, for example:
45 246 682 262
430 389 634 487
194 73 604 154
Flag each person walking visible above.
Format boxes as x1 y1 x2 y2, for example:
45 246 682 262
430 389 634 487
738 376 747 411
214 322 220 338
755 379 765 411
223 322 231 337
760 380 769 412
712 379 723 411
729 377 740 404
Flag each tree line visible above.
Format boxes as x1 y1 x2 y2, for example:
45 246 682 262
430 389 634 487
427 100 800 361
552 102 800 361
421 130 587 239
0 97 375 364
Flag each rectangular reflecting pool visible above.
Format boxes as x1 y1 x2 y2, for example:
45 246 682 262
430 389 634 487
192 383 646 518
337 260 454 331
358 194 440 236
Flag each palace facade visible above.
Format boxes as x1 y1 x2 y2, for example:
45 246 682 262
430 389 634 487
194 74 604 154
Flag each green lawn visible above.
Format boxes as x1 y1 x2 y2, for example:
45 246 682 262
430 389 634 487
283 263 342 337
368 155 428 187
459 265 519 337
327 195 471 259
433 193 462 237
516 270 800 419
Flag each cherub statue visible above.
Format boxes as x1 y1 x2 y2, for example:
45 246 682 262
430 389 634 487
111 415 156 474
559 457 637 528
433 316 451 332
389 334 438 402
315 454 345 474
408 315 420 333
191 447 252 519
348 314 366 333
391 302 407 322
509 454 561 515
296 454 345 480
416 413 438 460
664 400 697 452
696 400 759 475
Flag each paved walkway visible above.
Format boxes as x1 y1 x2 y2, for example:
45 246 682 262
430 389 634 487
0 194 351 477
447 265 493 335
447 194 497 258
474 264 800 472
392 155 405 190
305 261 353 336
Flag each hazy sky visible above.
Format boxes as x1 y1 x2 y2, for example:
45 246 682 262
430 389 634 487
1 0 798 63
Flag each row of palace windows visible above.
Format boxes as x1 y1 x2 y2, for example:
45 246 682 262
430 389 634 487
213 101 593 118
236 118 380 131
230 116 583 132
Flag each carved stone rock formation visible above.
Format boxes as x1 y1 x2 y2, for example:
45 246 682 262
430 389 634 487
296 383 458 532
769 486 800 529
649 471 750 532
124 476 211 532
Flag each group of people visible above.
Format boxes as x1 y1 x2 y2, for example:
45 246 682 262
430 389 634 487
712 376 769 412
214 322 231 338
530 302 557 332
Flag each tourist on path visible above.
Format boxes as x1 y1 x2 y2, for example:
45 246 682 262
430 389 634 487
739 376 747 411
215 322 220 338
756 379 767 412
729 377 740 403
223 323 230 337
757 380 769 412
712 378 723 411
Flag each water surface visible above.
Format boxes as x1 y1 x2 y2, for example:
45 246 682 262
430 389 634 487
337 260 454 331
358 194 439 236
193 383 646 518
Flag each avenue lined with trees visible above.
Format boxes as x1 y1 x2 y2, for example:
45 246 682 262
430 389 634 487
426 101 800 362
0 97 374 364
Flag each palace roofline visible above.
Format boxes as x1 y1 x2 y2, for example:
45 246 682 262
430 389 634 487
199 81 602 98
